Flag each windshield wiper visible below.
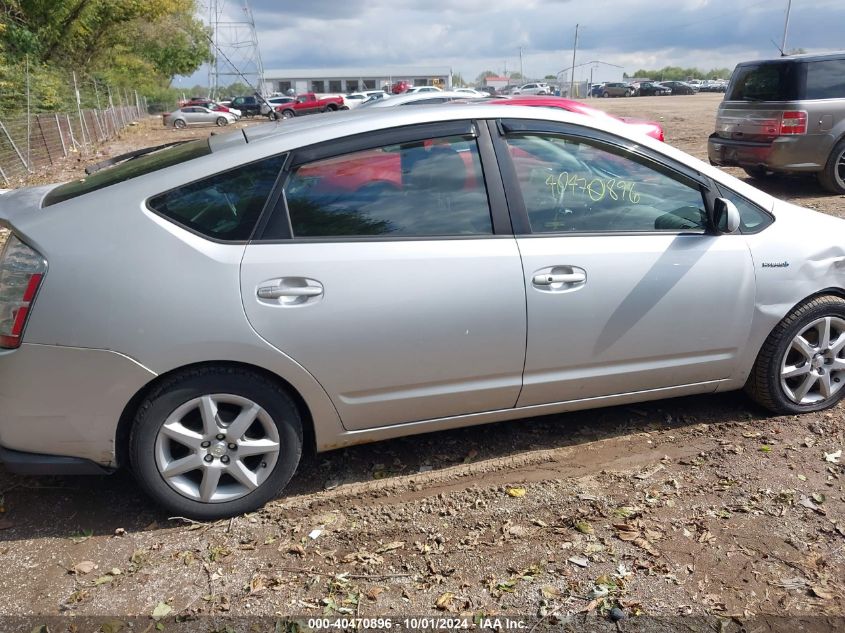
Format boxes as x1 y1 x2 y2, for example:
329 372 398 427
85 141 188 175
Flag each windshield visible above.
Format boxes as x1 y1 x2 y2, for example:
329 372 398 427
43 139 212 207
726 61 802 101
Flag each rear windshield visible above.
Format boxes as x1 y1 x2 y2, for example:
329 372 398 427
726 62 802 101
43 139 212 207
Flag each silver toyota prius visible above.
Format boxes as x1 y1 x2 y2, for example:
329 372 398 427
1 104 844 519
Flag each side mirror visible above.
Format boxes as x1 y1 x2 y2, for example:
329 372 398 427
710 197 740 234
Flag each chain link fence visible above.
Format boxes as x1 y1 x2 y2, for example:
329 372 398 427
0 61 158 187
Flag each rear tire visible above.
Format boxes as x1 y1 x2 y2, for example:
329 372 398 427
818 138 845 194
129 367 303 520
745 296 845 414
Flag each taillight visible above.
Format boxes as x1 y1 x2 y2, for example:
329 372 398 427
780 110 807 135
0 235 47 349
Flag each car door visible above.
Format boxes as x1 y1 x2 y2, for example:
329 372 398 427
490 119 756 407
240 120 527 430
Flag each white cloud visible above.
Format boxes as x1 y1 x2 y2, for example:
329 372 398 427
181 0 844 86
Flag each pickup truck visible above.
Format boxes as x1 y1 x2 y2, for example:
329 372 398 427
273 93 346 119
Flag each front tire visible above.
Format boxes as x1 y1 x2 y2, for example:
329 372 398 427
216 116 229 127
745 296 845 414
281 109 295 119
818 138 845 194
130 367 303 520
173 119 186 129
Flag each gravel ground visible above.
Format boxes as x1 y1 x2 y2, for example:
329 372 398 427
0 96 844 632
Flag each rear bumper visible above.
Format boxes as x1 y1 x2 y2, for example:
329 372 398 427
707 133 826 172
0 445 110 475
0 343 157 467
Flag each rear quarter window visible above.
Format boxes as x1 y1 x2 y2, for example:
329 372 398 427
43 140 211 207
148 154 286 241
805 59 845 99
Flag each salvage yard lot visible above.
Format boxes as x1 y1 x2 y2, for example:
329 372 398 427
0 94 843 625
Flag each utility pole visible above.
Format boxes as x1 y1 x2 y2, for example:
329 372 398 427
780 0 792 55
569 24 579 98
519 47 524 82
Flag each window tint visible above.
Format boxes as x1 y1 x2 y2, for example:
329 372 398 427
806 59 845 99
280 135 492 238
43 140 212 207
401 97 448 105
504 134 706 233
148 155 286 241
715 186 773 234
726 62 801 101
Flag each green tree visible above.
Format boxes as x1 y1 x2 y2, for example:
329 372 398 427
451 72 464 87
0 0 211 113
475 70 496 84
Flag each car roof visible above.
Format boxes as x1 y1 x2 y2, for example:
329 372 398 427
360 91 480 107
736 50 845 65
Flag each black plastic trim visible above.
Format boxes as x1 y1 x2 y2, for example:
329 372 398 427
475 118 514 235
0 446 112 475
486 120 532 234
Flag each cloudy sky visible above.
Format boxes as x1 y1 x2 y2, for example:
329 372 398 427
181 0 845 86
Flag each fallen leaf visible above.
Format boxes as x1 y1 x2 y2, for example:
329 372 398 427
567 555 589 568
574 520 594 535
151 602 172 620
614 524 640 542
366 586 385 601
93 575 114 586
435 592 455 611
72 561 96 575
506 487 526 498
376 541 404 554
541 585 562 599
463 449 478 463
288 544 306 556
811 586 833 600
824 450 841 464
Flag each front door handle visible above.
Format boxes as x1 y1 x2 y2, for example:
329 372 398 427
257 285 322 299
532 272 586 285
256 277 323 305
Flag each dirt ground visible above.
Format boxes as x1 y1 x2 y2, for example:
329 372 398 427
1 95 844 631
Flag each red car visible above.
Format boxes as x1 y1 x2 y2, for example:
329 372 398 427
484 95 665 142
390 80 412 94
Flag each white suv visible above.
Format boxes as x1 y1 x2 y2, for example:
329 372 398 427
515 82 551 95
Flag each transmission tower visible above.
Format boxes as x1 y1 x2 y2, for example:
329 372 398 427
207 0 266 99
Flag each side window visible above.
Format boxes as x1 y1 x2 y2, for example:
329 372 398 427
715 186 774 234
148 155 286 241
279 134 492 238
503 134 707 233
805 59 845 99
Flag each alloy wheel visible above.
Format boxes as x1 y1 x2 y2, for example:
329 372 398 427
154 394 281 503
780 316 845 405
835 147 845 191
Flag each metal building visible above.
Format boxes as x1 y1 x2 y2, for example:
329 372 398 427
262 66 453 95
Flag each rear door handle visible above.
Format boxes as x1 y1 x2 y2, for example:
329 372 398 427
257 285 322 299
532 272 586 285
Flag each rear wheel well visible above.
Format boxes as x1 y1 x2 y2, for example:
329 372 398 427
115 361 315 469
